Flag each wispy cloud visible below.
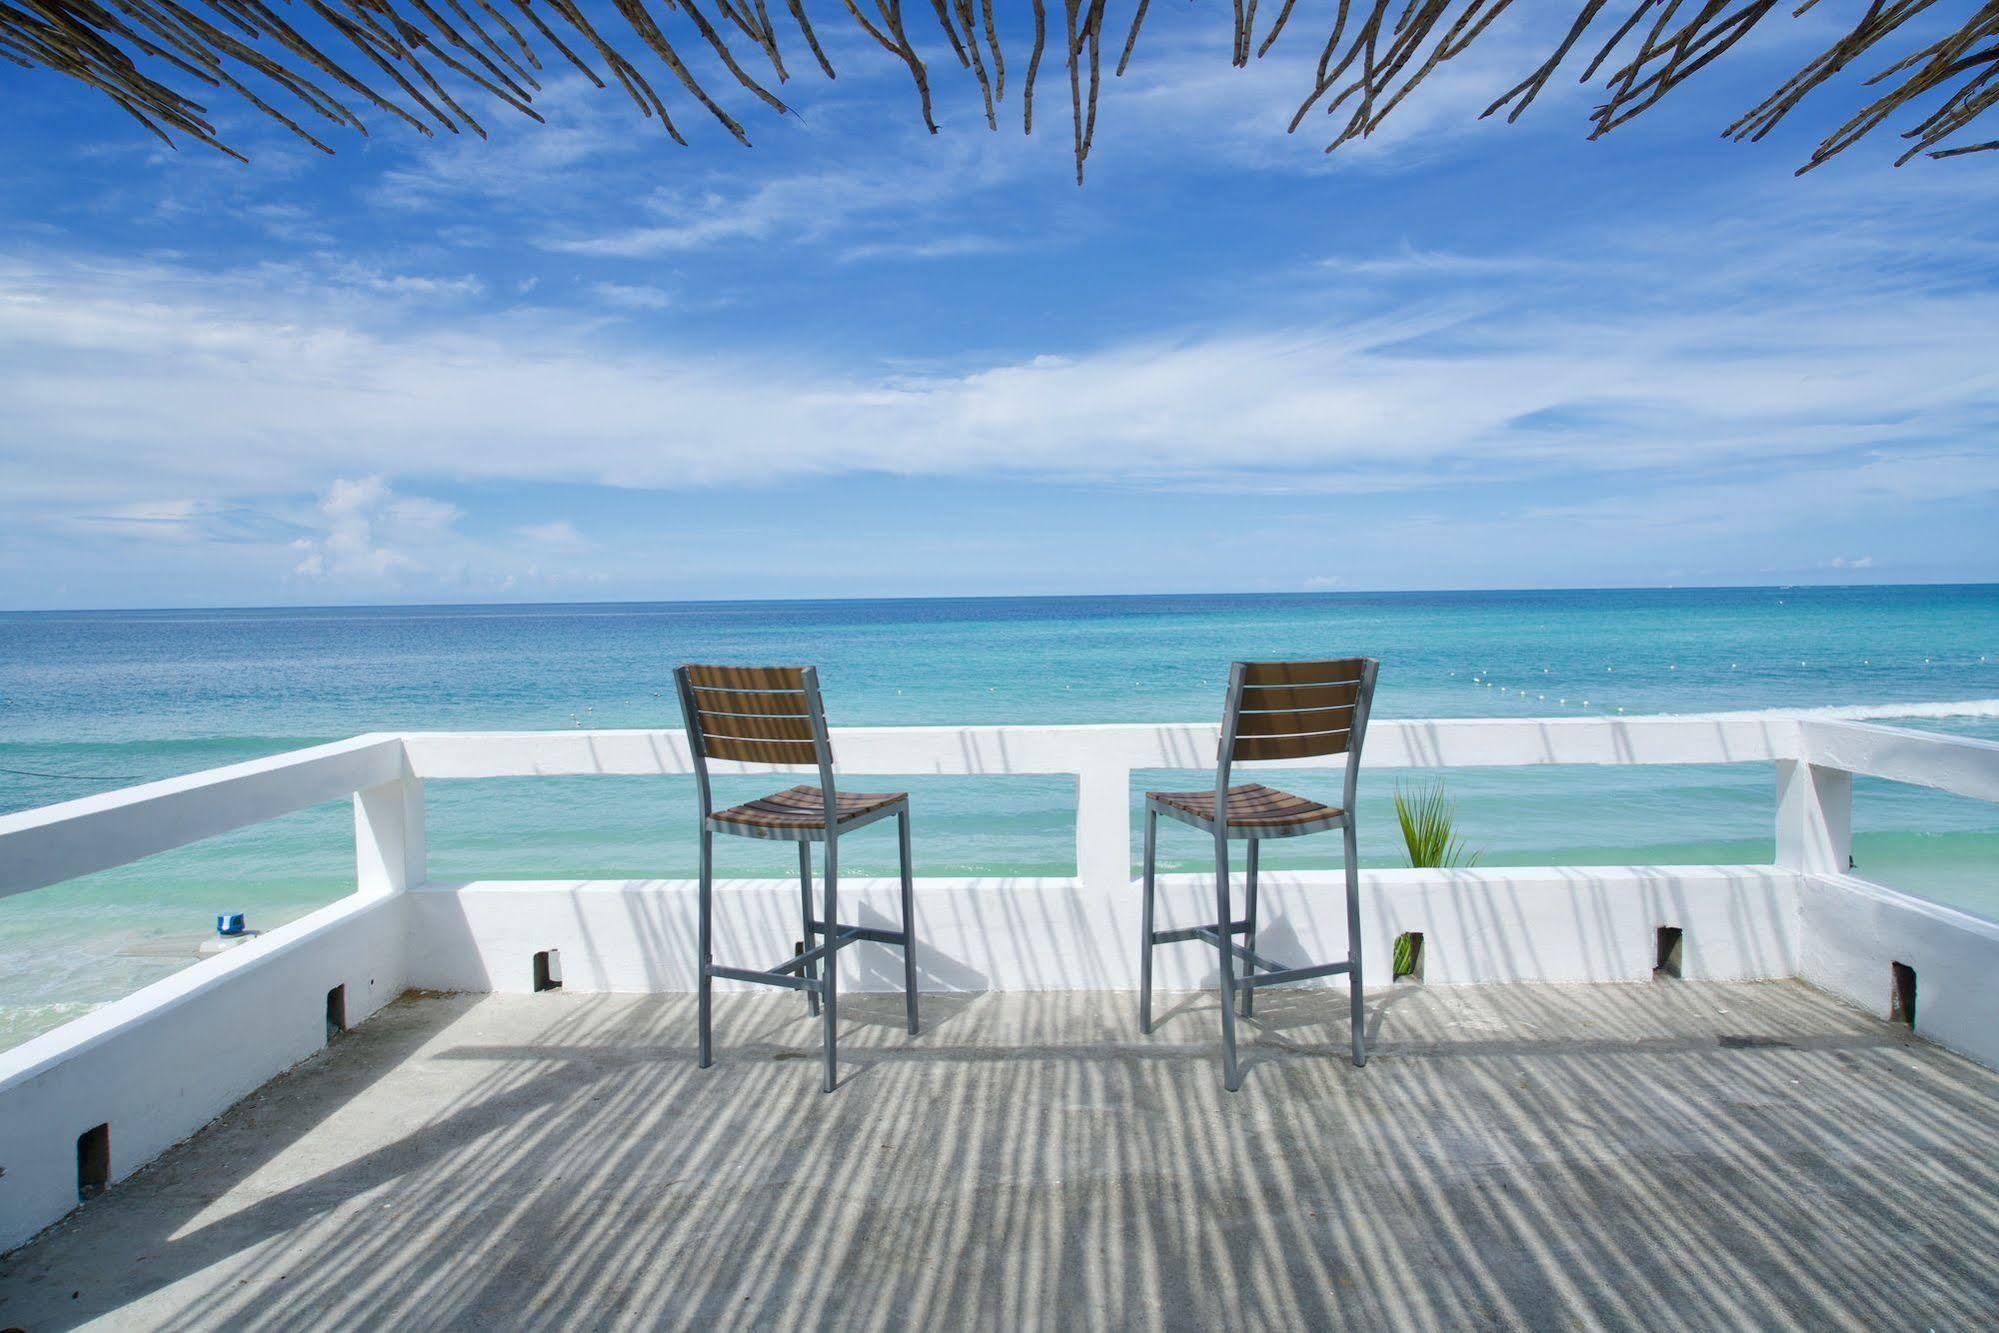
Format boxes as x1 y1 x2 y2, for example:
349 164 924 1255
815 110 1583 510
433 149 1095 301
1329 245 1580 280
541 150 1019 259
328 264 487 300
516 519 594 551
64 499 311 545
3 216 1996 509
839 235 1017 263
591 281 672 310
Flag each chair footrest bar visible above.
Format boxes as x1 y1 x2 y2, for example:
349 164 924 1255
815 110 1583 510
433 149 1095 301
706 963 823 993
808 921 909 947
1238 959 1354 990
1190 928 1288 975
771 939 838 976
1150 920 1251 946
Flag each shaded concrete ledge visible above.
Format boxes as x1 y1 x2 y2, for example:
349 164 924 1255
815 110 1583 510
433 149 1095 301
3 981 1996 1330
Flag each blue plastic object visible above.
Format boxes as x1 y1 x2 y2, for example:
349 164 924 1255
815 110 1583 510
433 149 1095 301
217 912 248 937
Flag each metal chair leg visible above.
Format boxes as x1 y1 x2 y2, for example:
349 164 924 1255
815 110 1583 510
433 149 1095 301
1345 821 1366 1068
1214 830 1241 1091
1242 836 1259 1018
798 841 820 1018
899 807 919 1036
821 833 840 1093
697 824 714 1069
1139 807 1157 1034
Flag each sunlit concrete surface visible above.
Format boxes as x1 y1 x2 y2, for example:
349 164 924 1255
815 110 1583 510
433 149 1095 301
3 981 1996 1330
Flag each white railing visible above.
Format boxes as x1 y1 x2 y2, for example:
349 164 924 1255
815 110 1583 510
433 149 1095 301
5 712 1996 915
0 734 413 901
3 709 1999 1252
5 711 1994 908
393 712 1814 901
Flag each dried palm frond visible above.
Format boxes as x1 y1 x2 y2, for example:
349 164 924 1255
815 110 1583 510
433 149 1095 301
5 1 1996 178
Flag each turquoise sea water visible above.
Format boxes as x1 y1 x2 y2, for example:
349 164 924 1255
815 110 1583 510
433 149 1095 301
3 586 1996 1050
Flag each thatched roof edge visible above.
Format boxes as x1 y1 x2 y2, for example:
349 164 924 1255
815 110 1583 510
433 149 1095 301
5 1 1995 176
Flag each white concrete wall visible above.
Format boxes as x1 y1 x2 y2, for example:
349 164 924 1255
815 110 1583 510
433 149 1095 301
1798 873 1999 1069
406 865 1802 995
0 893 408 1253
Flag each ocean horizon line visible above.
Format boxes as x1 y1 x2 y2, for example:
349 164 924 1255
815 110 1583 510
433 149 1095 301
4 579 1996 619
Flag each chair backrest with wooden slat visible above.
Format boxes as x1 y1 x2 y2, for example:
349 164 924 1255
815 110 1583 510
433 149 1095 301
674 664 836 821
1217 657 1379 817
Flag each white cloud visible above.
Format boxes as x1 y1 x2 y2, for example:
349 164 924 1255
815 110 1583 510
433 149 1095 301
291 476 464 582
3 240 1997 512
330 264 486 300
240 203 334 246
63 499 308 545
591 282 672 311
1329 246 1581 280
372 82 643 212
542 151 1015 258
839 235 1017 263
516 519 594 551
550 187 789 256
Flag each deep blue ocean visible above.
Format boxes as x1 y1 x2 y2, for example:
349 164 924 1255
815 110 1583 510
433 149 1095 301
3 586 1995 1050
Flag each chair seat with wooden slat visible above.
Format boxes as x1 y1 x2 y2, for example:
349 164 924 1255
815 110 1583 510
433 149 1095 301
1140 656 1381 1092
675 663 919 1093
711 785 908 835
1146 783 1345 836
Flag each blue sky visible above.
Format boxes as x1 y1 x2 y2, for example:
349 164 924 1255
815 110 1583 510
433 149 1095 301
2 4 1996 608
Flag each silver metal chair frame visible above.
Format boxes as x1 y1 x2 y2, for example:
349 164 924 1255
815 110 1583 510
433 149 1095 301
675 664 918 1093
1139 658 1380 1091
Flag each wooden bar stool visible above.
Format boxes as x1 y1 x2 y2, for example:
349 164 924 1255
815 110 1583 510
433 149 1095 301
675 664 918 1092
1139 657 1379 1091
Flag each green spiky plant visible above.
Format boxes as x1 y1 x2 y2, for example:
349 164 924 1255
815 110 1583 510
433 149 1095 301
1392 779 1479 979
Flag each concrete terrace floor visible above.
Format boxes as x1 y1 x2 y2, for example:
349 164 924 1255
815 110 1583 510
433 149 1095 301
3 981 1997 1331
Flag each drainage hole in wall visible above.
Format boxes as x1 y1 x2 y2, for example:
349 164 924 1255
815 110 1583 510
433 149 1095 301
1392 932 1424 983
1891 961 1916 1029
77 1123 109 1203
326 984 347 1042
1655 926 1684 980
534 949 563 992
